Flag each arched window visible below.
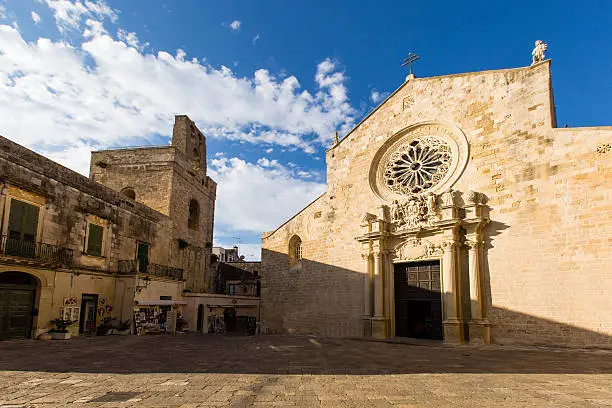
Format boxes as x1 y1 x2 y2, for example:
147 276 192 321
121 188 136 201
188 199 199 230
288 235 302 266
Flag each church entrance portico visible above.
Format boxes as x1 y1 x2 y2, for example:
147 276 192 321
357 188 491 344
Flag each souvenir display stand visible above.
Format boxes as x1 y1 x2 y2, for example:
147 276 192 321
134 300 186 335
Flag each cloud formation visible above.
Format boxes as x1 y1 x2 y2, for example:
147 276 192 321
31 11 42 24
209 156 326 235
229 20 241 30
0 19 354 174
38 0 117 31
370 88 388 103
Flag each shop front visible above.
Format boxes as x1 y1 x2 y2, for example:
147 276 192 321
134 300 187 335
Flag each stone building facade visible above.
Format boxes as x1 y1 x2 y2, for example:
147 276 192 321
0 115 216 339
261 61 612 348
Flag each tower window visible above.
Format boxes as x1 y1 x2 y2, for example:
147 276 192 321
188 199 199 230
121 188 136 201
192 148 200 169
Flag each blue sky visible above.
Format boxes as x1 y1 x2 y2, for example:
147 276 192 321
1 0 610 259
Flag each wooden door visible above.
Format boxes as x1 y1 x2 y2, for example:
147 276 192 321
394 261 443 340
0 285 36 339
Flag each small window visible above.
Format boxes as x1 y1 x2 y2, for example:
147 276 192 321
188 199 199 230
192 148 200 168
288 235 302 266
121 188 136 200
86 223 104 257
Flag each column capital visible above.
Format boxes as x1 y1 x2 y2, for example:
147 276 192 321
441 241 458 252
465 240 484 249
361 252 371 260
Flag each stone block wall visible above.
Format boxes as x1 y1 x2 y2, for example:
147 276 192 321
261 61 612 348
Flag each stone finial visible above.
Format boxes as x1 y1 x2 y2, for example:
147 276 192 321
333 131 340 146
531 40 548 65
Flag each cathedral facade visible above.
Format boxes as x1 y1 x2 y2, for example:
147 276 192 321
260 61 612 348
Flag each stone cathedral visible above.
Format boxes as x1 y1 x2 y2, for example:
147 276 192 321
260 59 612 348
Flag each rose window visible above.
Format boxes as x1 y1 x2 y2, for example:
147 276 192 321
383 137 452 195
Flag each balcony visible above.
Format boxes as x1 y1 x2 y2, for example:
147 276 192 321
117 259 183 280
0 236 73 266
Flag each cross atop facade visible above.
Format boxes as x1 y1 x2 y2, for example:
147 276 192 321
401 52 420 77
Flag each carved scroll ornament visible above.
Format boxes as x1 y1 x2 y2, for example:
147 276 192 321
394 238 443 261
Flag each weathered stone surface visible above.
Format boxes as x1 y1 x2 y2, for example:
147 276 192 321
261 61 612 348
0 115 216 337
0 335 610 407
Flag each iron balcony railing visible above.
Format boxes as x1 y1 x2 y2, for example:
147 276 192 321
117 259 183 279
220 281 261 297
0 236 73 266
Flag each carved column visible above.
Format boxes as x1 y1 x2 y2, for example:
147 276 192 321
371 248 387 338
386 253 395 338
467 240 491 344
441 241 463 343
363 253 372 317
362 253 373 336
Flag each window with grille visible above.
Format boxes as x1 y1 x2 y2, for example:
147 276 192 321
288 235 302 266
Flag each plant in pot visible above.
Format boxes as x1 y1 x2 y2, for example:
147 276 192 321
96 317 114 336
48 318 74 340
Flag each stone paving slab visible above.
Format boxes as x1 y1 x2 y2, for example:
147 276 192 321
0 334 611 407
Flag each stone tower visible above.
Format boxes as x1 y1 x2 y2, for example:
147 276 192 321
89 115 217 292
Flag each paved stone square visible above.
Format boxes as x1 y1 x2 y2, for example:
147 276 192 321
0 335 610 407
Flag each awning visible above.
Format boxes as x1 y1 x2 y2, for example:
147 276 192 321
136 300 186 306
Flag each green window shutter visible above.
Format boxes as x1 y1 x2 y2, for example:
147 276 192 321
87 224 104 257
8 199 39 242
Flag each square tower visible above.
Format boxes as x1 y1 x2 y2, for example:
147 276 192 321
89 115 217 292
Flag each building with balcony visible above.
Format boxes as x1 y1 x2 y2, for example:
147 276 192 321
0 115 216 339
184 252 261 335
212 246 240 263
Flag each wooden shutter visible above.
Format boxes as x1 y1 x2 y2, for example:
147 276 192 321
7 199 39 242
86 224 104 257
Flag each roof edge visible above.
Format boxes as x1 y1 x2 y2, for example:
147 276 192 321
262 192 327 239
328 60 551 152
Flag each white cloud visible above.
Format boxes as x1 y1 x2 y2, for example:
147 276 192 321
229 20 241 30
252 33 259 44
38 0 117 32
370 88 388 103
209 156 326 235
0 5 6 19
117 28 147 50
0 21 354 174
31 11 42 24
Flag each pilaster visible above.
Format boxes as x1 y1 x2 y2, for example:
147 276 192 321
466 239 492 344
441 241 463 343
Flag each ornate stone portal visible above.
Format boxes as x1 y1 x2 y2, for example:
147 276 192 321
358 122 491 344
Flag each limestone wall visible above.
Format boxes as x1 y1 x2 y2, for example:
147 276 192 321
261 61 612 347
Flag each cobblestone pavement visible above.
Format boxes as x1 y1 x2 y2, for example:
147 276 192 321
0 335 611 407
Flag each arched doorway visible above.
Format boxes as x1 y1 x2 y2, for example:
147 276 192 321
0 271 39 339
196 304 204 332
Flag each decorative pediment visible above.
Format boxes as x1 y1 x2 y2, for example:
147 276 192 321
394 237 443 261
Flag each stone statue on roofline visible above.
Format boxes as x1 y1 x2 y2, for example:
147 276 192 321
532 40 548 65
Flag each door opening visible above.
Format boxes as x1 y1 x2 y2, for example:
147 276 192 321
79 294 98 335
0 272 38 339
394 260 443 340
197 304 204 332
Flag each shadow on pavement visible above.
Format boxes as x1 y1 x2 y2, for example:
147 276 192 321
0 334 610 375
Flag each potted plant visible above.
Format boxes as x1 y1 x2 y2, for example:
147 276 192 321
48 318 74 340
